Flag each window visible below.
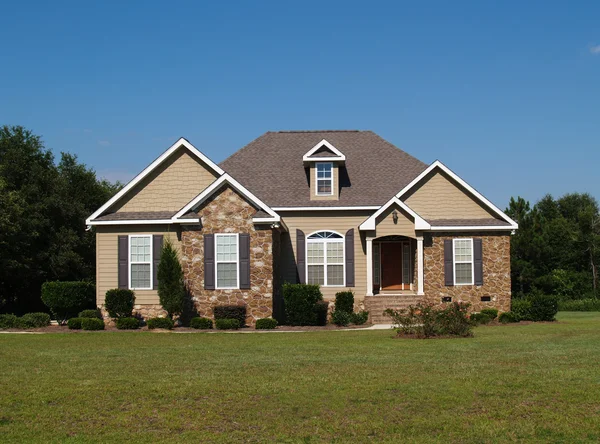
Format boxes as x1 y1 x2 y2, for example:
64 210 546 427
453 238 474 285
216 234 239 289
316 162 333 195
306 231 344 286
129 235 152 289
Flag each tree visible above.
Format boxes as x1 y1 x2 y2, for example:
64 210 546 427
157 239 186 319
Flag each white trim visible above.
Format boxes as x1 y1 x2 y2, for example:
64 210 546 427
252 217 280 223
273 206 380 211
396 160 519 229
315 162 334 196
430 225 514 231
88 219 175 226
215 233 240 290
128 235 153 290
453 238 475 286
306 230 345 287
417 236 424 295
303 139 346 161
86 138 224 224
359 197 431 231
366 237 373 296
172 173 280 222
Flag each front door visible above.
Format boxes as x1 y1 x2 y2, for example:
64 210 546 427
381 243 403 289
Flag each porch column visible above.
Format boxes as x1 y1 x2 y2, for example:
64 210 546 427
417 235 424 295
366 236 374 296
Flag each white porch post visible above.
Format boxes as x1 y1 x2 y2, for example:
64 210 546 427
417 235 424 295
366 236 374 296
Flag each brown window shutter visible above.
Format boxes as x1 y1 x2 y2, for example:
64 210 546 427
204 234 215 290
474 238 483 286
444 239 454 286
118 236 128 289
152 235 163 290
239 233 251 289
345 229 355 287
296 230 305 284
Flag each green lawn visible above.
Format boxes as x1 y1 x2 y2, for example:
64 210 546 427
1 313 599 443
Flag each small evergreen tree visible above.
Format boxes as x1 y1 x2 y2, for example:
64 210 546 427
157 239 186 319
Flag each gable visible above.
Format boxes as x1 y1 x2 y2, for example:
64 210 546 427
403 170 497 221
375 204 416 238
110 147 219 213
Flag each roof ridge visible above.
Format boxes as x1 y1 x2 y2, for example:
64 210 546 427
276 130 362 133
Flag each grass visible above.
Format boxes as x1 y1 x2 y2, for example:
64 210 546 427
1 313 599 443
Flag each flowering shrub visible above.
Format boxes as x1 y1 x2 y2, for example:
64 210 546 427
384 302 473 338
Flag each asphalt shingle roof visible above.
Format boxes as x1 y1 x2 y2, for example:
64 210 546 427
95 211 176 221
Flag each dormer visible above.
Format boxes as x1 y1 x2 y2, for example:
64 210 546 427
303 139 346 201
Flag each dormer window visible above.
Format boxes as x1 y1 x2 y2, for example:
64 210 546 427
316 162 333 195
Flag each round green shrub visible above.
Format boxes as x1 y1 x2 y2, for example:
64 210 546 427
213 305 247 327
528 294 558 322
81 318 105 331
147 317 174 330
0 314 18 329
190 317 213 329
67 318 83 330
104 289 135 319
350 310 369 325
215 318 240 330
334 291 354 313
499 312 519 324
511 299 532 321
332 310 352 327
283 283 324 326
18 312 51 328
41 281 95 324
470 312 494 325
255 318 278 330
116 317 140 330
480 308 499 320
78 309 102 319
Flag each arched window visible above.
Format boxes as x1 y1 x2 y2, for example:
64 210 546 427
306 231 344 286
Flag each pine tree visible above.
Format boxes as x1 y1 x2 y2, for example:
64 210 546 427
157 239 186 319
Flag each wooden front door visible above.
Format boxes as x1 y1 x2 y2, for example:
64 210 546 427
381 243 403 289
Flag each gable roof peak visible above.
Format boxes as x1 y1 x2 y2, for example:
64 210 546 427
303 139 346 162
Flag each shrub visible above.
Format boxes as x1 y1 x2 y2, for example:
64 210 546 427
255 318 278 330
558 298 600 311
528 294 558 322
350 310 369 325
41 281 95 324
480 308 499 320
147 317 174 330
116 317 140 330
499 312 519 324
283 283 324 326
385 302 473 338
213 305 247 327
437 303 473 337
18 312 51 328
79 309 102 319
67 318 83 330
315 300 329 326
331 310 352 327
0 314 18 329
190 317 213 329
81 318 105 331
334 291 354 313
215 318 240 330
470 312 494 325
104 289 135 319
157 239 186 319
511 299 532 321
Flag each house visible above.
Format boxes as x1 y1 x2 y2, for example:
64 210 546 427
87 131 518 324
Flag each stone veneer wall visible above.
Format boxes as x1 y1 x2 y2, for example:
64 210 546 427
180 186 275 326
423 233 511 312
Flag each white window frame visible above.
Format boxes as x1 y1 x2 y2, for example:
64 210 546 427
315 162 334 196
306 231 345 287
128 235 153 290
215 233 240 290
453 238 474 286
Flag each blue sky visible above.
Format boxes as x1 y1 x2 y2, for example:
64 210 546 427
1 0 598 209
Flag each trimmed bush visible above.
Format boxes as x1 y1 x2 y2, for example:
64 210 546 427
511 299 532 321
480 308 499 320
558 298 600 311
470 312 494 325
215 318 240 330
104 289 135 319
41 281 95 324
147 317 174 330
67 318 83 330
213 305 247 327
190 317 213 329
81 318 105 331
332 310 351 327
255 318 278 330
315 300 329 326
19 312 51 328
79 309 102 319
0 314 18 329
350 311 369 325
528 294 558 322
499 312 519 324
116 317 140 330
334 291 354 313
283 283 324 326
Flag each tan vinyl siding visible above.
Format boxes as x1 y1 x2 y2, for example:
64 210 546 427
111 147 219 213
375 206 416 238
310 162 339 201
279 211 371 300
96 225 181 305
404 170 497 220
